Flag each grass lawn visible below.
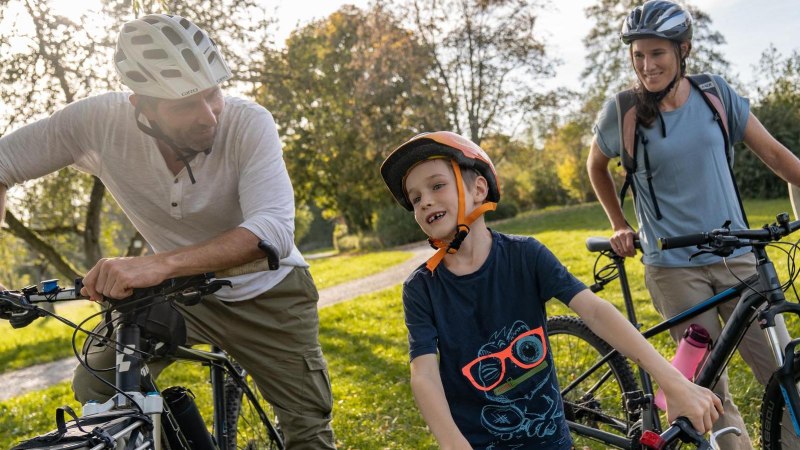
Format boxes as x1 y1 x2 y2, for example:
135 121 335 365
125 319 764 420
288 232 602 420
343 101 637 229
2 198 799 448
0 250 414 377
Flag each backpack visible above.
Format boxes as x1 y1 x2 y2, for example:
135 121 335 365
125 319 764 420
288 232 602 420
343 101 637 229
615 73 748 226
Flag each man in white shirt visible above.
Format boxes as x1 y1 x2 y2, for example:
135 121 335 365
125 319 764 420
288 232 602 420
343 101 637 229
0 14 335 448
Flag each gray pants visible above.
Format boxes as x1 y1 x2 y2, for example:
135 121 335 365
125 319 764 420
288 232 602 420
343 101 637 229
645 253 792 450
72 267 336 450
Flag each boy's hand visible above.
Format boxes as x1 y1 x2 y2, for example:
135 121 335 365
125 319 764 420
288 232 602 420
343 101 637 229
662 377 723 434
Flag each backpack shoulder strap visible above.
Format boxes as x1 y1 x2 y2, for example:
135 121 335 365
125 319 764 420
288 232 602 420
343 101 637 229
615 89 639 173
686 74 731 157
686 73 749 226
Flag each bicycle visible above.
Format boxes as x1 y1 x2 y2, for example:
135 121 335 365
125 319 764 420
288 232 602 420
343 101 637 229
547 212 800 449
1 240 284 450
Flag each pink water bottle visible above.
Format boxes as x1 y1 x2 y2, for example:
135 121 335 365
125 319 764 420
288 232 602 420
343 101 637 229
654 323 711 411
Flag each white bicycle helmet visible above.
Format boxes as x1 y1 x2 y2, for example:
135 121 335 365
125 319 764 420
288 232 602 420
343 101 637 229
114 14 232 99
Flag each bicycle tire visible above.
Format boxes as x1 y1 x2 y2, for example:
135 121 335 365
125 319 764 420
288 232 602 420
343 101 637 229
547 315 640 449
223 363 283 450
761 353 800 449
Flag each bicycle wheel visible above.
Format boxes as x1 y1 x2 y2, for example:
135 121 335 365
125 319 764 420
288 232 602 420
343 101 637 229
547 315 640 448
223 363 283 450
761 354 800 449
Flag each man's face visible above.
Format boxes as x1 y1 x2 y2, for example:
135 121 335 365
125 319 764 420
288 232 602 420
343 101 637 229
142 86 225 151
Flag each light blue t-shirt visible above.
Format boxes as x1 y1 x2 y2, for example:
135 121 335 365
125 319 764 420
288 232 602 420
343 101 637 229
594 75 750 267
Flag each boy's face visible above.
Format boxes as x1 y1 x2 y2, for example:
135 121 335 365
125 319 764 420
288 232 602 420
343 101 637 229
404 158 487 240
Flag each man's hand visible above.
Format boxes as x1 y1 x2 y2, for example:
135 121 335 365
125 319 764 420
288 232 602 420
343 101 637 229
609 227 637 257
80 256 169 301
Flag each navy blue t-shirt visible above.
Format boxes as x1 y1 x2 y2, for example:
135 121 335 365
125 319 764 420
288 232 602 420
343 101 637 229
403 231 587 449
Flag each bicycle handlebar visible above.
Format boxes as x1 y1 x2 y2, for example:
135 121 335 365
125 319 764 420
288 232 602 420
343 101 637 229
640 417 711 449
0 240 281 328
659 213 800 251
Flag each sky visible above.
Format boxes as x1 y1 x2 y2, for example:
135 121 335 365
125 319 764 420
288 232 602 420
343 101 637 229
34 0 800 94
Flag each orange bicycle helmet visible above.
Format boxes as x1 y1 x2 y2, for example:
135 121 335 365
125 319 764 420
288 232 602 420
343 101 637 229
381 131 500 211
380 131 501 271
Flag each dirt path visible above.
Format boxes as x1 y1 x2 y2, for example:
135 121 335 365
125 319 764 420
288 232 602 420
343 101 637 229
0 242 433 401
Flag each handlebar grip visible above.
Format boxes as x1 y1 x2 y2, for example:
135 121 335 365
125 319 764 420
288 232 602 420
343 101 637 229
659 233 708 250
640 417 709 450
214 240 281 278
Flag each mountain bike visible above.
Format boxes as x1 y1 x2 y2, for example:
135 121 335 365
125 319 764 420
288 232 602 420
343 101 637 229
1 240 284 449
548 212 800 449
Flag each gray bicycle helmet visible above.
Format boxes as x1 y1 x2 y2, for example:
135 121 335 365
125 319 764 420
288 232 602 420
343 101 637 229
114 14 232 99
621 0 693 45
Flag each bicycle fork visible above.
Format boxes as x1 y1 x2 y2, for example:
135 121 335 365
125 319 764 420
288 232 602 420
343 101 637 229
760 299 800 437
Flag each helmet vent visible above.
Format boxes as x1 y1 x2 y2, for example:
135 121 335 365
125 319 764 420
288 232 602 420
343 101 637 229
207 52 217 64
161 27 183 45
181 49 200 72
114 48 127 63
131 35 153 45
180 18 192 29
122 24 138 33
193 30 204 45
161 69 182 78
143 49 168 59
142 17 159 25
126 71 148 82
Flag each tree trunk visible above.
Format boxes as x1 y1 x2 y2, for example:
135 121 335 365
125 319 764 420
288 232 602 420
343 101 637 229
83 177 105 267
4 211 80 280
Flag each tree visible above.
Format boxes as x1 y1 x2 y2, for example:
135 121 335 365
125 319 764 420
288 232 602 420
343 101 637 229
581 0 731 104
734 47 800 198
404 0 557 144
260 4 450 233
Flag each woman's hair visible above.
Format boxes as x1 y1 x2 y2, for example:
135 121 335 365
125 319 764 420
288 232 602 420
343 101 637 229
631 41 687 127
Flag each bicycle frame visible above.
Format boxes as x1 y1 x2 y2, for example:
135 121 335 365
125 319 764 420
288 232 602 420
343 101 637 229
11 281 285 450
567 240 800 447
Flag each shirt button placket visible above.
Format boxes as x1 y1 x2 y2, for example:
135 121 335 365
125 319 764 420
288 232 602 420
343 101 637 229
170 176 183 219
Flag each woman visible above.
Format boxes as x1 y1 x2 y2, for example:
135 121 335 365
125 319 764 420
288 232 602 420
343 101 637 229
586 1 800 448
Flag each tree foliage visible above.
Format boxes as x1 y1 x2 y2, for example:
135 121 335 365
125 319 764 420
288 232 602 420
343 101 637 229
734 47 800 199
260 4 450 233
404 0 557 144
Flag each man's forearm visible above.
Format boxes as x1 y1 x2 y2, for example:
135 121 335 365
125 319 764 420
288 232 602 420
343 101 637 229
156 226 265 279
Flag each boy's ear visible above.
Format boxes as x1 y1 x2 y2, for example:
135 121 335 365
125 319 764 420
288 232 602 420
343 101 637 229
472 175 489 204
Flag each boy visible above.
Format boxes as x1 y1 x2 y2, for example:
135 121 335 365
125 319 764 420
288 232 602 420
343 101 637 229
380 131 722 449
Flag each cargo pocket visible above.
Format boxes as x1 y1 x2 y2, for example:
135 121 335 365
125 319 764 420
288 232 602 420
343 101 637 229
304 350 333 416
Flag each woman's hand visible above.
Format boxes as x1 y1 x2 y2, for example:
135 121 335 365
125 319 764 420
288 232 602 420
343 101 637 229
609 226 637 257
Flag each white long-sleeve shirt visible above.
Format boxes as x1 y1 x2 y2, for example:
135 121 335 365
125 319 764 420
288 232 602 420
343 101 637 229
0 92 306 301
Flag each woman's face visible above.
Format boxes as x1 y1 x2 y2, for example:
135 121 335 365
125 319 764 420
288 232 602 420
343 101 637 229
631 37 682 93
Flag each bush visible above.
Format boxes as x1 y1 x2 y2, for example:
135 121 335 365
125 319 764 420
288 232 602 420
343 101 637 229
485 200 519 221
373 206 427 247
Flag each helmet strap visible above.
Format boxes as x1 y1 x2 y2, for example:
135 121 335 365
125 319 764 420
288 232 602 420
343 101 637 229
133 104 210 184
425 159 497 272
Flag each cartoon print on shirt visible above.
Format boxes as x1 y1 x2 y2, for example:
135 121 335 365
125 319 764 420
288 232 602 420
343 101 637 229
461 321 563 444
